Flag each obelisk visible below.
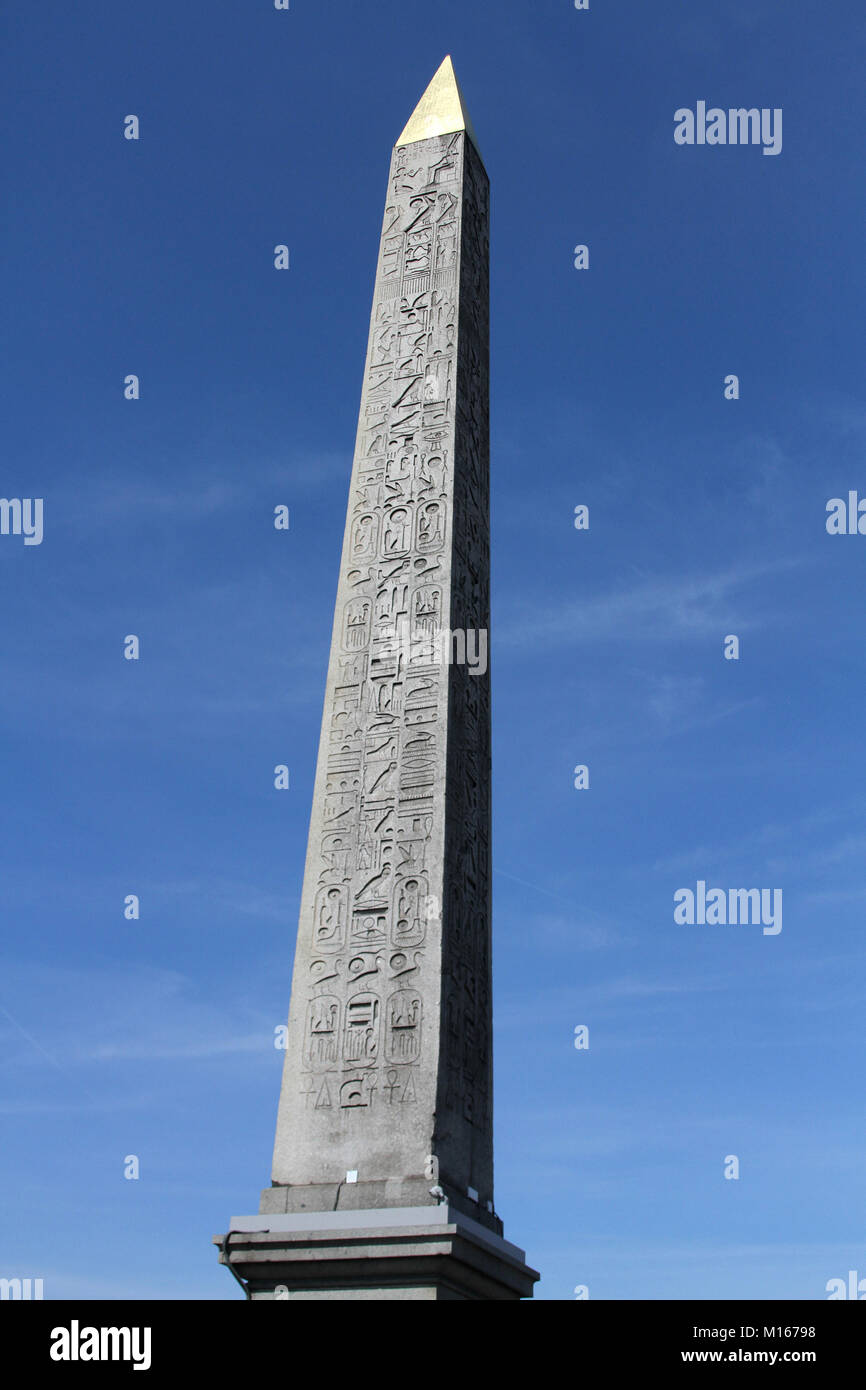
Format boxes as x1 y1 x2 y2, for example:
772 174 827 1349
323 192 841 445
216 57 538 1301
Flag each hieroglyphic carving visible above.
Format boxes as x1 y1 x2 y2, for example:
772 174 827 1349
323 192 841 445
274 122 492 1217
289 131 468 1116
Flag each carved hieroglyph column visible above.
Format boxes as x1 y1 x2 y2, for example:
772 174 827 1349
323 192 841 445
216 58 538 1299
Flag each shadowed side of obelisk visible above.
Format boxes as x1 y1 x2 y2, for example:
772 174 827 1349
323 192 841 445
435 129 495 1211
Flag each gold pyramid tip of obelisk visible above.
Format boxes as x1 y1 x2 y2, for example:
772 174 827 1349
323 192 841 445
396 55 483 160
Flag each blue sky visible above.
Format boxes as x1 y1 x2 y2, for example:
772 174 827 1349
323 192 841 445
2 0 865 1300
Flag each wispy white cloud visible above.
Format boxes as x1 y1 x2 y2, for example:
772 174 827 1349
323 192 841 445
497 558 802 652
0 963 280 1076
650 799 866 877
52 451 349 531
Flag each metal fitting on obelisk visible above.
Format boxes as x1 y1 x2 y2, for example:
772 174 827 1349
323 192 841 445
215 56 538 1301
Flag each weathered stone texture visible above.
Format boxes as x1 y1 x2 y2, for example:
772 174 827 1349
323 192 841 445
267 121 496 1230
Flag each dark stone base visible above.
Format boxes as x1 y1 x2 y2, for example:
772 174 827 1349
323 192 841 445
214 1206 538 1301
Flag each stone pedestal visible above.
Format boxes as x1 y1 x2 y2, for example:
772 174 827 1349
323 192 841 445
214 1207 538 1301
